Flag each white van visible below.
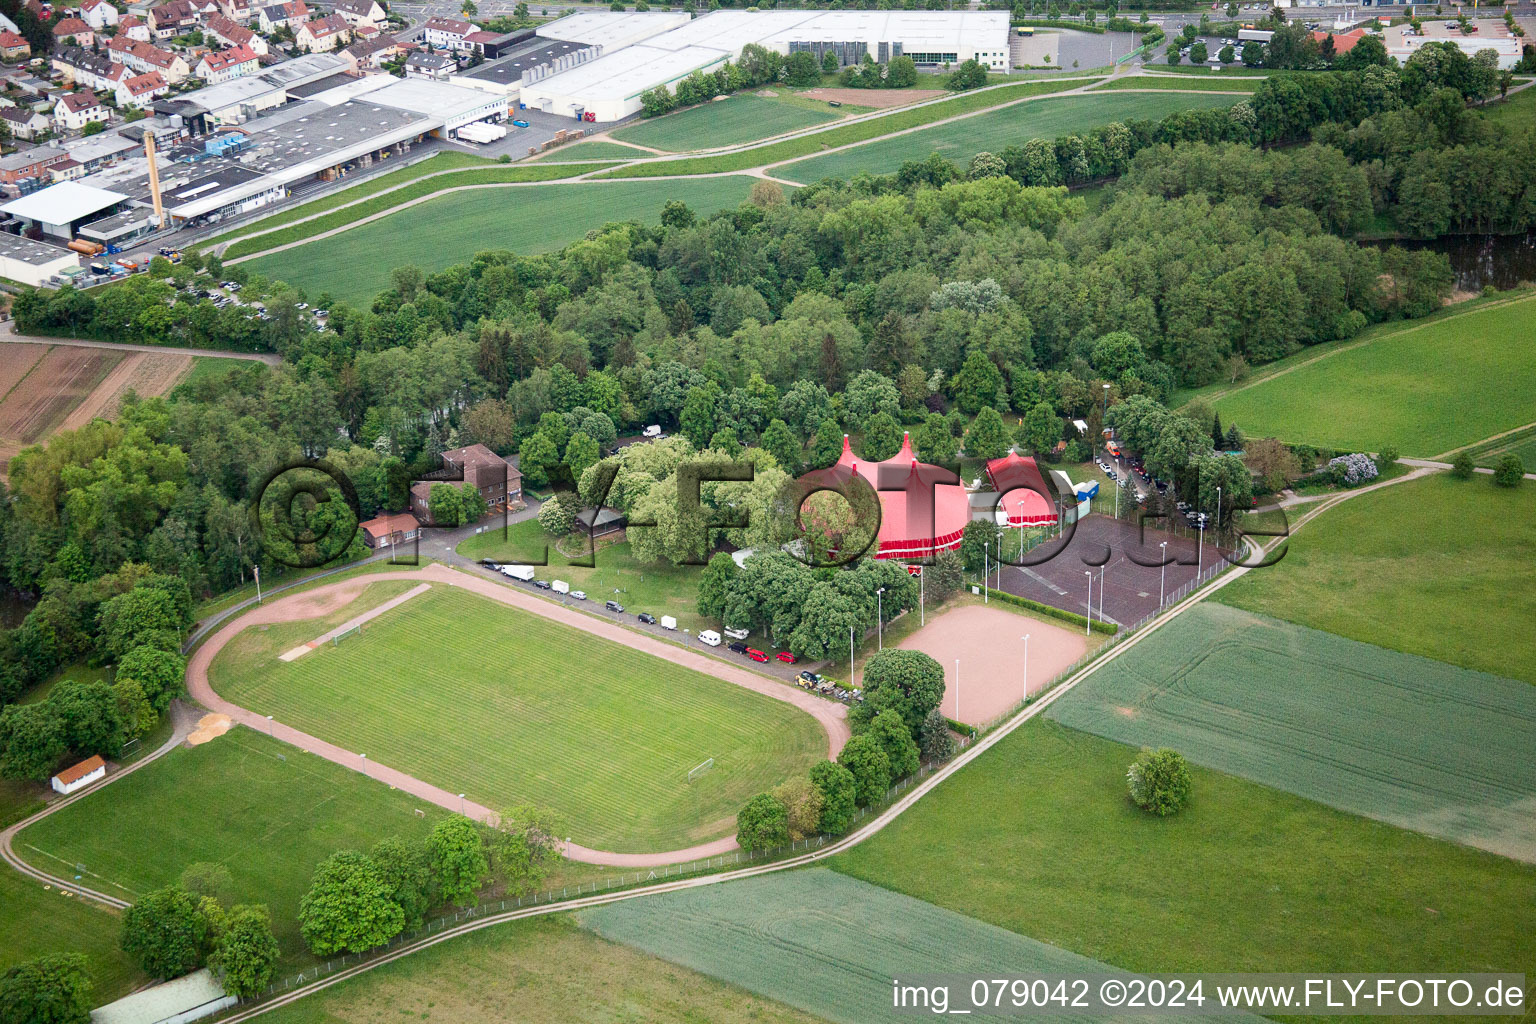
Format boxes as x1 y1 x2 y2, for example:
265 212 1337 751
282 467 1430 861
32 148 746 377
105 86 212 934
722 626 750 641
698 630 722 647
643 424 663 438
500 564 536 581
660 615 678 630
551 580 570 594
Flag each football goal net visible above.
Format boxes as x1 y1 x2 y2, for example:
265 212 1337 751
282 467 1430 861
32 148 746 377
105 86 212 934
687 758 714 784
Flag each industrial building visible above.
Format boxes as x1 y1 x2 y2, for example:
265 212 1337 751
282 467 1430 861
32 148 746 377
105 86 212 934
517 10 1010 122
0 232 85 286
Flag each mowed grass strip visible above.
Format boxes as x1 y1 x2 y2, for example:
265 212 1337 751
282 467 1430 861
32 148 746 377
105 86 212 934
596 78 1090 178
1206 291 1536 456
529 139 657 162
778 91 1238 183
0 867 141 1002
1090 77 1261 92
208 584 825 852
831 718 1536 994
1045 602 1536 861
14 726 447 968
1461 423 1536 469
222 162 617 263
254 915 821 1024
613 93 839 152
576 869 1191 1024
1216 471 1536 684
243 176 758 306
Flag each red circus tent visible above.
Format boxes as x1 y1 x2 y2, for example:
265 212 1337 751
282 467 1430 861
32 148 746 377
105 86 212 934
835 434 971 560
984 451 1059 527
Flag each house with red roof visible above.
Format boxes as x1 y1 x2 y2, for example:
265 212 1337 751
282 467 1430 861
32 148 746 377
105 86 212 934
195 42 258 79
51 16 94 46
0 29 32 59
117 69 169 107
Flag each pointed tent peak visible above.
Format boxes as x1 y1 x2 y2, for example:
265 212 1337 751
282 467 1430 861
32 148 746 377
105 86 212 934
842 434 852 452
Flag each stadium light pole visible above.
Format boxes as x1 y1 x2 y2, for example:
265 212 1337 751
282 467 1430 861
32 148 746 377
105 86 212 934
1021 634 1030 702
265 715 273 737
1099 564 1105 623
1083 571 1093 636
459 793 465 814
876 587 885 651
983 543 988 604
1159 540 1168 607
919 567 924 627
954 658 961 720
850 625 855 686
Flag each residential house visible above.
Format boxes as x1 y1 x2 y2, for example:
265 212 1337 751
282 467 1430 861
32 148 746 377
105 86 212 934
422 16 477 52
51 17 95 47
53 89 108 130
256 0 308 33
403 49 453 79
464 29 501 55
351 19 377 41
331 0 383 28
0 105 51 140
295 13 349 51
116 69 168 105
358 512 420 548
51 755 106 795
340 32 397 71
118 15 152 40
195 42 257 79
79 0 120 30
0 29 30 59
218 0 255 21
204 13 266 53
147 0 199 39
47 156 85 181
108 36 190 81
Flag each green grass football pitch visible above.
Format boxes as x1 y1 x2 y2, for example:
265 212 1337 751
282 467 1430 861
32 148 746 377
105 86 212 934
831 718 1536 986
243 176 758 306
1205 292 1536 457
1216 471 1536 686
0 866 142 1003
13 727 447 966
207 583 825 852
577 868 1198 1024
777 92 1238 183
1044 601 1536 861
613 94 839 153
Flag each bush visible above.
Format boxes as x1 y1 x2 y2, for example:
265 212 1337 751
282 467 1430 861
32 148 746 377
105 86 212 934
1451 452 1475 479
1377 445 1399 465
1493 453 1525 487
1327 452 1378 486
1126 747 1192 816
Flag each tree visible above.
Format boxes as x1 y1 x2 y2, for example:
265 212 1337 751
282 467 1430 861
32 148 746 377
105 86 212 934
1219 44 1235 64
822 48 839 74
121 887 215 979
759 418 801 475
735 792 789 850
113 678 156 738
489 804 563 897
860 412 902 461
179 863 235 905
537 492 576 537
784 50 820 86
887 53 917 88
298 851 405 955
518 430 561 490
962 406 1010 460
697 551 737 620
946 58 988 90
808 418 844 470
209 905 279 999
1167 47 1182 65
1018 401 1062 458
51 680 125 759
927 549 962 604
952 350 1005 413
98 587 181 658
866 708 920 779
0 954 93 1024
427 816 489 907
564 431 601 481
808 760 856 833
855 649 945 738
837 732 891 807
370 836 436 930
771 776 825 840
1190 41 1207 64
1493 453 1525 488
918 708 955 763
1451 452 1475 479
427 482 464 528
1242 40 1263 65
0 703 66 781
1127 747 1192 816
116 646 184 712
959 517 999 573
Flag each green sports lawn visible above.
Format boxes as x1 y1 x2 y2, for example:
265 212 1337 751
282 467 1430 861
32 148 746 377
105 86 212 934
1205 292 1536 457
0 868 141 1003
1044 601 1536 861
1216 472 1536 685
13 726 446 967
777 92 1238 183
243 176 758 306
831 718 1536 987
207 582 825 851
613 94 839 153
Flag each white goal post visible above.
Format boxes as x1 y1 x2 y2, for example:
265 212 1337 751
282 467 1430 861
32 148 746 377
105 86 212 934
687 758 714 783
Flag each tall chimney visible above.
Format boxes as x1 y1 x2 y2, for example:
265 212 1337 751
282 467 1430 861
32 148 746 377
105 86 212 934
145 131 165 228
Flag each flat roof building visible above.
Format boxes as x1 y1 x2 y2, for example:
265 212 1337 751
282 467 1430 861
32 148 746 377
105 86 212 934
0 180 128 238
0 233 81 287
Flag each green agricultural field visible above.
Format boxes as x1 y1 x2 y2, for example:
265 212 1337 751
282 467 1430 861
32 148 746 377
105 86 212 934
257 915 819 1024
0 869 141 1003
529 139 653 161
243 176 758 306
1205 292 1536 456
777 92 1237 183
1216 472 1536 684
176 356 265 391
1044 602 1536 860
14 727 446 965
578 869 1192 1024
832 718 1536 988
614 94 839 152
208 582 825 851
1460 423 1536 470
458 519 704 629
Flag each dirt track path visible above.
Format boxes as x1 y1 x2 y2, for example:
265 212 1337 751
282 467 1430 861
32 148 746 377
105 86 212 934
185 562 848 868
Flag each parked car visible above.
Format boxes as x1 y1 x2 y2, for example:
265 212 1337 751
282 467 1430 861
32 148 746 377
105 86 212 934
295 302 309 310
727 641 749 654
605 600 624 612
745 648 769 663
533 579 552 590
798 671 824 687
637 612 656 624
511 119 530 128
723 626 750 641
570 590 587 600
776 651 797 664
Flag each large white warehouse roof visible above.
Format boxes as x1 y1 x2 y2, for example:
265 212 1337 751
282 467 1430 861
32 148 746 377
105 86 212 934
536 10 690 50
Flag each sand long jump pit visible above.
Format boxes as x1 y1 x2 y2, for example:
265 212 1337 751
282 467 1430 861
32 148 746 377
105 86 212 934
895 604 1088 727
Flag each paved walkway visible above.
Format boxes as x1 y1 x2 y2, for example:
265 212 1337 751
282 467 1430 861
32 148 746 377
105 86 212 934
184 562 848 868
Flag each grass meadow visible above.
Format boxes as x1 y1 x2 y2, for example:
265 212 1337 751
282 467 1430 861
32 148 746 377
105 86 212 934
777 92 1238 183
1090 77 1261 92
243 177 758 306
1216 471 1536 684
14 727 447 967
831 718 1536 991
1461 423 1536 470
529 139 654 162
1204 292 1536 456
207 583 825 851
613 93 839 152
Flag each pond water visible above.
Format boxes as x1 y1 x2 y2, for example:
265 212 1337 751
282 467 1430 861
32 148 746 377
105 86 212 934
1373 232 1536 292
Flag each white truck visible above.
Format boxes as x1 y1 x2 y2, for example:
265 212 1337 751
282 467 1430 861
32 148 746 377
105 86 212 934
457 120 508 144
500 564 536 581
551 580 570 594
660 615 678 630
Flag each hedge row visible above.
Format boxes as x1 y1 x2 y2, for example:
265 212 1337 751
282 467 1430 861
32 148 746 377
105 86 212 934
983 586 1118 634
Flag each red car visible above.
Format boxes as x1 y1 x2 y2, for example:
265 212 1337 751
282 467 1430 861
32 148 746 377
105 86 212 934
745 648 769 663
776 651 798 664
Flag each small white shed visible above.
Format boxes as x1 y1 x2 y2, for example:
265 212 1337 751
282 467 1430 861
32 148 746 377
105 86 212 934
51 755 105 795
